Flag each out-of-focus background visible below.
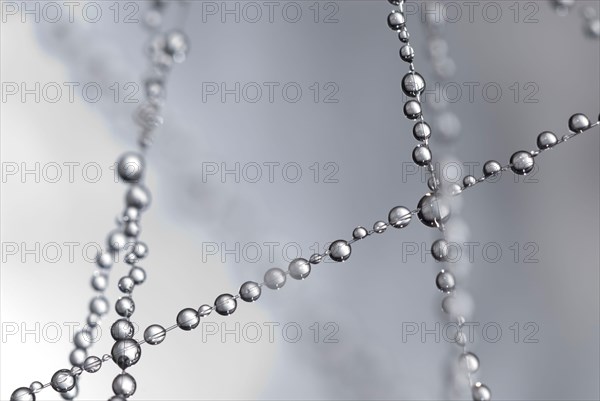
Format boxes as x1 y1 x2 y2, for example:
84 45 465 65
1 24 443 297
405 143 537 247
1 1 599 400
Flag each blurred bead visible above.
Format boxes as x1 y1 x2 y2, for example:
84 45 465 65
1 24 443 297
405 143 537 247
435 111 461 143
352 226 368 240
177 308 200 329
117 152 144 183
214 294 237 315
398 27 410 42
239 281 262 302
89 296 109 316
129 266 146 285
115 296 135 318
402 72 426 97
413 121 431 141
124 252 138 265
165 30 189 63
459 352 480 373
537 131 558 149
309 253 323 264
389 206 412 228
483 160 502 177
69 348 87 367
126 185 151 211
373 221 388 233
118 276 135 294
586 18 600 38
29 382 43 393
387 11 405 30
264 268 287 289
427 177 439 191
404 100 422 120
418 193 451 227
133 242 148 258
91 273 108 292
436 270 456 293
446 183 462 196
96 251 112 269
144 324 166 345
83 356 102 373
10 388 34 401
582 6 597 20
472 382 492 401
123 206 140 222
455 330 467 346
412 145 432 166
510 151 534 175
463 175 476 187
568 113 590 132
107 231 127 252
399 44 414 62
431 239 449 261
87 313 100 328
112 373 136 398
329 240 352 262
288 258 311 280
111 319 134 341
123 221 140 237
51 369 75 393
60 380 78 400
198 304 212 317
111 339 141 369
145 77 166 105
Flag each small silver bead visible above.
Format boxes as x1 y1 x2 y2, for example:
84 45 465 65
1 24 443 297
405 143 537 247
115 296 135 318
404 100 422 120
352 226 368 240
91 273 108 292
214 294 237 315
402 72 426 97
144 324 166 345
389 206 412 228
309 253 324 264
69 348 87 367
264 268 287 289
483 160 502 177
510 151 535 175
431 239 449 262
129 266 146 285
118 276 135 294
111 339 141 369
96 251 112 269
459 352 480 373
198 304 212 317
111 319 135 341
123 221 140 238
417 193 451 228
373 221 388 234
427 176 439 191
239 281 262 301
107 231 127 252
87 313 100 328
387 10 405 30
165 30 190 62
399 44 415 62
117 152 144 183
60 381 79 400
568 113 591 132
472 382 492 401
436 270 456 293
586 18 600 38
51 369 75 393
29 381 43 393
89 296 109 316
463 175 477 187
537 131 558 149
398 27 410 42
126 185 151 211
122 207 139 222
74 330 93 349
412 145 432 166
10 388 34 401
83 356 102 373
413 122 431 141
329 240 352 262
177 308 200 329
288 258 311 280
133 242 148 258
112 373 137 398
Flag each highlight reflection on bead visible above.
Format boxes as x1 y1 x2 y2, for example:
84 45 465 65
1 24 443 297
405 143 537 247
144 325 166 345
329 240 352 262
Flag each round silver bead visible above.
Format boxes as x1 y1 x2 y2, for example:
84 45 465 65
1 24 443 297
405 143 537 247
431 239 449 262
111 319 134 341
51 369 75 393
177 308 200 329
111 339 141 369
389 206 412 228
329 240 351 262
165 30 189 62
10 388 34 401
387 10 405 30
483 160 502 177
115 296 135 318
215 294 237 315
510 151 535 175
536 131 558 149
129 266 146 285
399 44 414 62
239 281 262 302
122 207 139 222
107 231 127 252
83 356 102 373
198 304 213 317
117 152 144 183
87 313 100 328
123 221 140 238
96 251 112 269
402 72 426 97
91 273 108 292
398 27 410 42
412 145 432 166
133 242 148 258
568 113 590 132
60 381 78 400
112 373 136 398
29 381 43 393
69 348 87 367
459 351 480 373
427 177 439 191
126 185 151 211
352 226 368 240
404 100 422 120
118 276 135 294
288 258 311 280
89 296 109 316
413 122 431 141
264 268 287 289
472 382 492 401
436 270 456 293
417 193 451 228
144 324 166 345
309 253 323 264
74 330 93 349
586 18 600 38
463 175 477 187
373 221 388 234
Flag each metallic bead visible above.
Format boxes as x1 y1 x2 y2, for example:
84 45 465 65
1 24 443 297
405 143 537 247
389 206 412 228
472 382 492 401
309 253 323 264
83 356 102 373
10 388 34 401
537 131 558 149
111 339 141 369
107 231 127 252
373 221 388 234
239 281 262 302
436 270 456 293
483 160 502 177
89 296 109 316
427 177 439 191
87 313 100 328
198 304 212 317
60 380 78 400
111 319 135 341
431 239 449 261
568 113 590 132
144 324 166 345
418 193 451 228
117 152 144 183
264 268 287 289
387 11 405 30
510 151 535 175
455 330 468 346
74 330 93 349
129 266 146 285
69 348 87 367
446 183 462 196
124 252 138 265
51 369 75 393
463 175 477 187
399 44 414 62
123 221 140 238
352 226 368 240
165 30 189 62
112 373 137 398
91 273 108 292
96 251 112 269
214 294 237 315
329 240 352 262
118 276 135 294
413 122 431 141
288 258 311 280
586 18 600 38
123 207 139 222
402 72 426 97
177 308 200 329
29 381 43 393
459 352 480 373
404 100 422 120
133 242 148 258
398 27 410 42
412 145 432 166
126 185 151 211
115 296 135 318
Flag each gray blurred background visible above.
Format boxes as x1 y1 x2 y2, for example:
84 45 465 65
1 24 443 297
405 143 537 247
1 1 599 400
